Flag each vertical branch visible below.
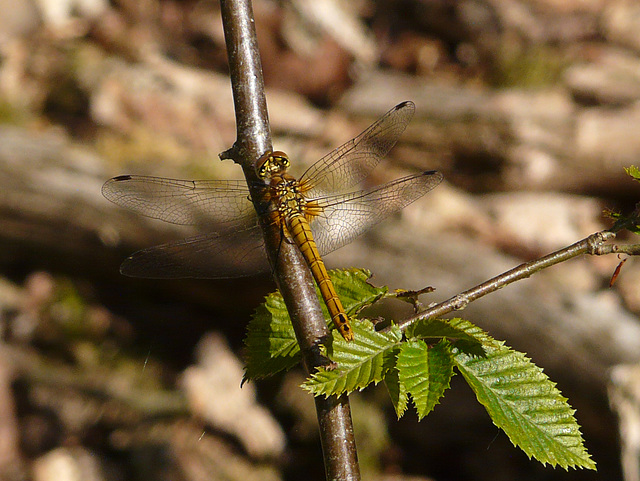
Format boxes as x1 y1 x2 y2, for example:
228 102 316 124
219 0 270 164
218 1 360 480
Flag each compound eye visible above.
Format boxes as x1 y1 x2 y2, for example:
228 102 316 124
272 151 290 169
256 152 273 178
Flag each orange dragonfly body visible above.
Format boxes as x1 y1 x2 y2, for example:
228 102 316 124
102 101 443 340
256 150 354 339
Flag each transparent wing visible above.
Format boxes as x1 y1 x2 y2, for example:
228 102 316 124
119 226 269 279
310 171 443 256
300 101 415 197
102 175 256 230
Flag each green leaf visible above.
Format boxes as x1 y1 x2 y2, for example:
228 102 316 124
320 268 389 327
608 166 640 234
243 290 301 380
444 318 500 346
397 339 454 419
625 165 640 180
302 320 403 396
609 212 640 235
244 268 388 380
407 317 486 349
452 332 596 470
384 358 408 418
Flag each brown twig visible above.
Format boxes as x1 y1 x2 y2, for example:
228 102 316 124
218 1 360 479
395 231 619 332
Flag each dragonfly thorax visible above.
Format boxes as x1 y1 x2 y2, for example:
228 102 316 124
271 175 307 218
257 150 308 218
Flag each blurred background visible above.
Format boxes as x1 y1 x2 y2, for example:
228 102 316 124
1 0 640 480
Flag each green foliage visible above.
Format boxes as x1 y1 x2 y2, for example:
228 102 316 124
383 359 408 417
626 165 640 180
396 339 454 419
609 212 640 234
301 320 402 396
608 166 640 234
304 318 482 402
303 312 594 470
243 292 301 381
243 268 387 380
452 337 596 470
407 317 489 355
246 269 595 470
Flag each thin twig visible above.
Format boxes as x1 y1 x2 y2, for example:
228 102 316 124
218 1 360 479
593 243 640 256
396 231 617 331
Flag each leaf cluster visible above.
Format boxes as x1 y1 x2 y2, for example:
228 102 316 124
243 268 595 470
243 268 387 380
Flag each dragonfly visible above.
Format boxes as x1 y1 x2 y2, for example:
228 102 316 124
102 101 443 341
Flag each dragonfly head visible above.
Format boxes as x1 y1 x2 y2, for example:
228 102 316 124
257 151 290 178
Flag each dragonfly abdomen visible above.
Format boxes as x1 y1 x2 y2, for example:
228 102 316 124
286 214 354 341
